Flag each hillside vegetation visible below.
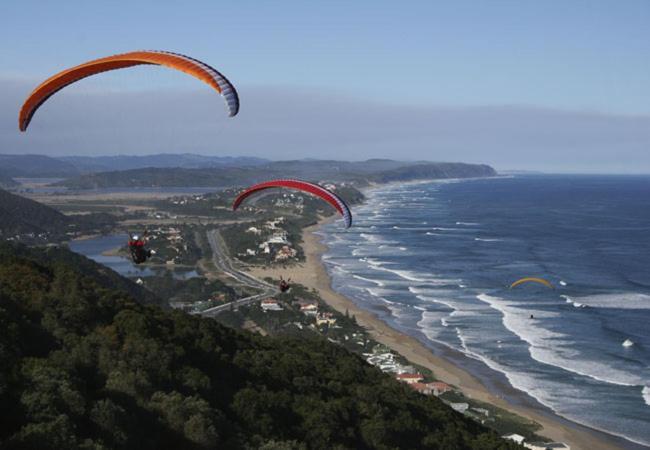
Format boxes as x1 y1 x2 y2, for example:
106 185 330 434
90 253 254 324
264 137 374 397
0 189 116 242
0 189 70 237
0 243 516 449
57 160 498 189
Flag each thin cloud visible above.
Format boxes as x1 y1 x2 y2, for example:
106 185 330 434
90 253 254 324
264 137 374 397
1 78 649 173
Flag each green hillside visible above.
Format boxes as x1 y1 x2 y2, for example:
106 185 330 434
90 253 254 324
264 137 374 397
0 243 516 449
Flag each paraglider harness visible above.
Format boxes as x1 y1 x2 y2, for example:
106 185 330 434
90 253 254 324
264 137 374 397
128 230 153 265
279 276 291 293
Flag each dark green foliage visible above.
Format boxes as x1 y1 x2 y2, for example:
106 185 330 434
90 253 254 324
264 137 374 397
0 244 517 449
144 272 237 305
0 189 70 237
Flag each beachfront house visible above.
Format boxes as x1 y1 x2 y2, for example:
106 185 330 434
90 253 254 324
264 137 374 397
395 373 424 384
449 402 469 414
502 434 525 444
429 381 453 396
299 303 319 317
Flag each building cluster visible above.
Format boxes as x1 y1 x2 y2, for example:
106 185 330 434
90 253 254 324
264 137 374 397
394 372 454 397
168 194 207 207
147 226 188 264
261 297 339 329
240 217 298 262
363 345 456 399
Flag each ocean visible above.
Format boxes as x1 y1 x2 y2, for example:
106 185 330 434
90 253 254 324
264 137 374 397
318 175 650 448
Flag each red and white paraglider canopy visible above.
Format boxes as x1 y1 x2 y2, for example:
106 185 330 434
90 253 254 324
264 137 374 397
232 179 352 228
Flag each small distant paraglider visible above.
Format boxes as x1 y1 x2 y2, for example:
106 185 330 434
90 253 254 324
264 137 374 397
510 277 554 289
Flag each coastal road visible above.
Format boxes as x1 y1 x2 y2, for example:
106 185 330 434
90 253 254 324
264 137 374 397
196 229 277 317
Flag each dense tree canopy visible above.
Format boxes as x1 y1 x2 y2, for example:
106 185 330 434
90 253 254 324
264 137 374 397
0 243 517 449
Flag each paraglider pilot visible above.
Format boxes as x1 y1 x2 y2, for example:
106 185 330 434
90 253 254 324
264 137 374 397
279 276 292 293
128 231 154 265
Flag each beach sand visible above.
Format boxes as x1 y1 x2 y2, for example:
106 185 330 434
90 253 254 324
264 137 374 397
247 220 632 450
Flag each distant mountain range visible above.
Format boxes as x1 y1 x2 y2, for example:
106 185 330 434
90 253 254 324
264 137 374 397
60 153 269 172
0 153 268 178
57 160 497 189
0 154 79 178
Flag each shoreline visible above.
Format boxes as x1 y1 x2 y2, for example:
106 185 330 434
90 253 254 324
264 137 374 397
248 217 634 450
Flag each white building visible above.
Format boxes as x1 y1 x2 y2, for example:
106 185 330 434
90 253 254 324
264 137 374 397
449 402 469 414
502 434 525 445
261 299 283 311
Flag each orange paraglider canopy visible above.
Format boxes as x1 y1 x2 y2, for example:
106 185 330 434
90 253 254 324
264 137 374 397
19 50 239 131
509 277 554 289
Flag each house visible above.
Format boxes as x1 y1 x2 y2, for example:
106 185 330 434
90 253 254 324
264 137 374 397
275 245 297 261
409 381 452 396
502 434 525 445
267 232 289 245
294 298 318 308
449 402 469 414
316 312 337 326
395 373 424 384
429 381 453 396
410 382 435 395
260 299 283 311
300 304 319 316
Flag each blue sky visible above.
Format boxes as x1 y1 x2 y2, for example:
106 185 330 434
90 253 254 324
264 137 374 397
1 0 649 171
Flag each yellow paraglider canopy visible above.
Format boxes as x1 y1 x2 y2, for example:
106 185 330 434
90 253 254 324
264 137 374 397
509 277 553 289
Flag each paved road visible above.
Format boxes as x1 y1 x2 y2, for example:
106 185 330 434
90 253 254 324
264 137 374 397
196 229 277 317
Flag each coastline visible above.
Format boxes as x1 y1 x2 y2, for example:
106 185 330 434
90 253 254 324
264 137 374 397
248 217 633 450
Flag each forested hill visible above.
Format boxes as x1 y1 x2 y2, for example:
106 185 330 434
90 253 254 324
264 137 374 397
0 189 116 241
0 172 18 188
0 243 516 450
0 188 70 237
57 160 498 189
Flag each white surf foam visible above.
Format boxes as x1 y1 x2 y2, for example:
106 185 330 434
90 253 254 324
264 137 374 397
474 237 502 242
559 280 568 286
564 292 650 310
643 386 650 407
352 274 385 287
456 222 480 226
476 293 647 387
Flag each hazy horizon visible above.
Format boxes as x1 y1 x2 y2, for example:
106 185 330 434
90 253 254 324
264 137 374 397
2 1 648 173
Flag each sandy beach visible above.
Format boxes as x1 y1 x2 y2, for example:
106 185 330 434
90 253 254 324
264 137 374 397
247 219 633 450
